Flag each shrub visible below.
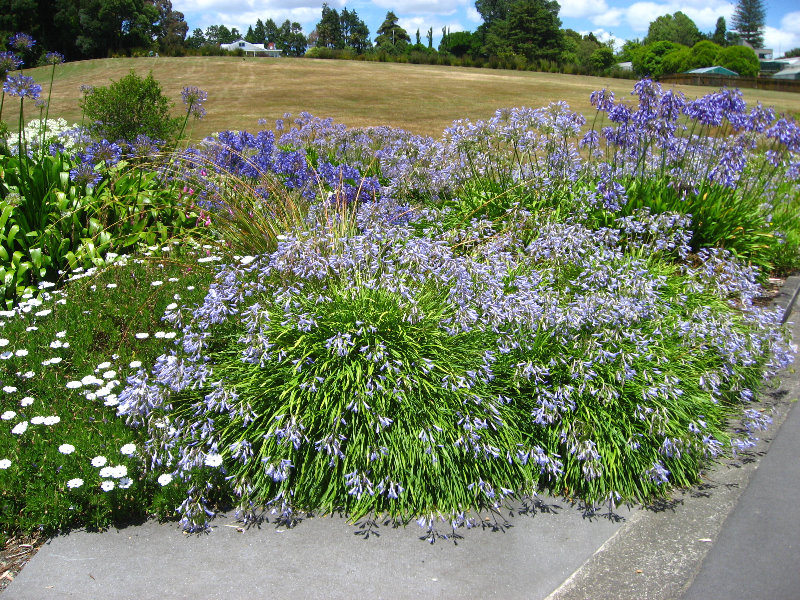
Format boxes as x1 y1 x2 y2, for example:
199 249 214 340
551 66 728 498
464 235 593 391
81 70 182 143
715 45 759 77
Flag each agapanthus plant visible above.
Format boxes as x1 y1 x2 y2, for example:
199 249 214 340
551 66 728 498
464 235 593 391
118 190 792 532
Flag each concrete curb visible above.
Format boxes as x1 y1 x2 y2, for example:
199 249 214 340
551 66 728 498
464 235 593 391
545 275 800 600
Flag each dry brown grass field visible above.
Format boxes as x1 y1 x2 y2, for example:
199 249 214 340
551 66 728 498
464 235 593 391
7 56 800 139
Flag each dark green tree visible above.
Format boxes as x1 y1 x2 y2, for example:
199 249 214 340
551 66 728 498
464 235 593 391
244 25 257 43
474 0 511 28
712 16 727 46
785 47 800 58
731 0 765 48
645 11 703 47
252 19 267 44
340 8 370 52
375 11 410 50
153 0 187 55
205 24 233 45
426 27 433 48
589 46 615 71
316 3 343 49
439 30 480 57
277 20 306 56
185 27 205 49
504 0 563 62
264 18 279 45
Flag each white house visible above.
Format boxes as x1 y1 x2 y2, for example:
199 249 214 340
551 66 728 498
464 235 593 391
220 40 282 57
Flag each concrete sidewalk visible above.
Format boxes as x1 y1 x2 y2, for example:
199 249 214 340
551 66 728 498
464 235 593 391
5 277 800 600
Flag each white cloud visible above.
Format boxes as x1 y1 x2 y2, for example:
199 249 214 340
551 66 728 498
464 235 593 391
559 0 609 19
370 0 469 15
620 0 733 34
764 16 800 56
591 7 625 28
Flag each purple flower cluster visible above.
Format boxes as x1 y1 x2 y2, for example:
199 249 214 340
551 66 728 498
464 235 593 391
3 74 41 99
181 86 207 120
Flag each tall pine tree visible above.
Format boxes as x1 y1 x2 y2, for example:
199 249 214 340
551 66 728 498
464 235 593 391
731 0 766 48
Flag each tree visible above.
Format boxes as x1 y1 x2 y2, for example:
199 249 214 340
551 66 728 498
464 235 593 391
252 19 266 44
277 20 306 56
205 24 233 45
504 0 563 62
375 11 410 50
244 25 257 43
316 3 343 49
475 0 511 28
645 12 702 47
785 47 800 58
716 44 759 76
712 16 727 46
264 18 279 45
152 0 188 55
687 40 722 69
426 27 433 49
439 30 480 57
339 8 370 52
589 46 615 71
632 40 682 78
731 0 765 48
185 27 205 49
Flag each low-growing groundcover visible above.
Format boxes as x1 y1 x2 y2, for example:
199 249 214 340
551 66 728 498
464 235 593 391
0 75 799 546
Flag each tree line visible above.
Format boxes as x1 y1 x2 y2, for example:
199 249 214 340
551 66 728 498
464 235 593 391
2 0 796 78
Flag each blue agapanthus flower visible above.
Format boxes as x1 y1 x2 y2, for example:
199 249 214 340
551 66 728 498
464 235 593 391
181 86 208 119
2 74 41 99
82 139 122 168
69 161 102 187
0 51 23 75
44 51 64 65
8 33 35 51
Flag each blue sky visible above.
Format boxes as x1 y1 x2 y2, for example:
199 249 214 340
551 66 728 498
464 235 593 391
173 0 800 56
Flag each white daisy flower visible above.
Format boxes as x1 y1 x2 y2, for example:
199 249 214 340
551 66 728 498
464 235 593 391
129 361 142 369
157 473 173 486
118 477 133 489
100 480 115 492
1 410 15 420
135 333 149 339
0 339 9 346
96 361 112 370
20 396 34 406
35 309 52 317
43 416 60 426
0 458 11 469
66 381 82 389
120 443 136 456
111 465 127 478
106 283 117 289
14 349 28 357
91 456 108 467
56 330 67 338
103 370 117 379
11 421 28 435
151 280 163 287
3 386 17 393
0 352 11 360
59 443 75 454
99 466 114 478
66 478 83 488
30 416 46 425
204 454 223 468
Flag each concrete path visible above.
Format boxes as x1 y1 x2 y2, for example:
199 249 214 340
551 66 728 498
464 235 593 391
5 277 800 600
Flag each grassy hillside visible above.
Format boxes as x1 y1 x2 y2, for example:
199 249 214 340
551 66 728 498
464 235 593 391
6 56 800 139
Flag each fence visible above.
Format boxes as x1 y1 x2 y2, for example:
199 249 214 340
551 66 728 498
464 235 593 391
659 73 800 93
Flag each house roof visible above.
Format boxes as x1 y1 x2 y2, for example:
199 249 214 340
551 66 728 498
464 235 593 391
685 66 739 76
773 65 800 79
